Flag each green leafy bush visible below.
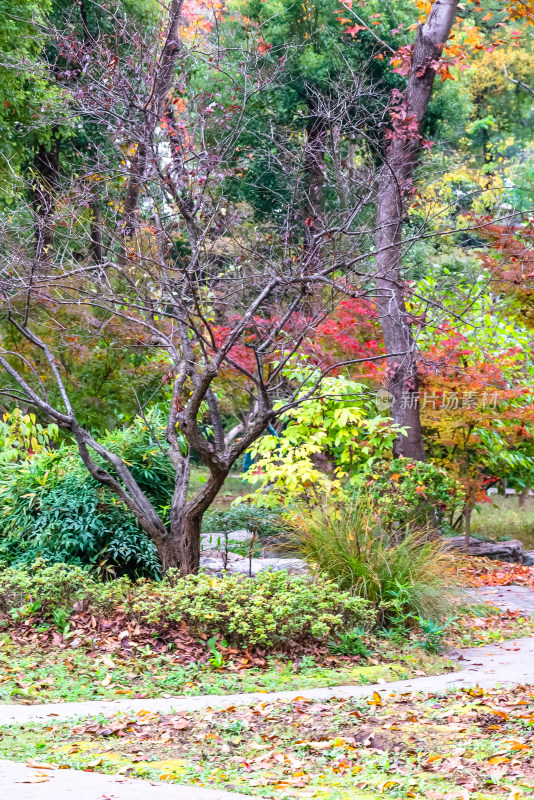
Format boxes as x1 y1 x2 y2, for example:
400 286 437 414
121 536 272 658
289 497 456 623
134 569 373 647
201 506 289 539
0 409 59 465
0 413 173 578
361 457 464 533
0 561 122 615
0 561 373 650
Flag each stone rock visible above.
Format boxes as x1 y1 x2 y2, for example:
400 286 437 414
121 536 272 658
523 550 534 567
445 537 525 563
199 555 308 576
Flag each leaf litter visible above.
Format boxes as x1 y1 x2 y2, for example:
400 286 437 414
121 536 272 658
3 685 534 798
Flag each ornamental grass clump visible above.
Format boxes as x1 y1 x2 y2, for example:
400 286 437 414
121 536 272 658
289 497 457 624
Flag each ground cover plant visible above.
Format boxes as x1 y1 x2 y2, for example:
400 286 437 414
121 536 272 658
0 562 373 649
4 685 534 798
0 560 461 705
0 640 449 706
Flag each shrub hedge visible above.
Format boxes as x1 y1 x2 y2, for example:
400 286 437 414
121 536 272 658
0 561 374 649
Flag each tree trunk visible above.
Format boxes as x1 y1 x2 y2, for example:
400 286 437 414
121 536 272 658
303 95 327 314
519 489 529 509
464 503 472 549
90 198 104 264
168 464 229 575
374 0 458 461
304 97 326 238
32 136 61 272
157 532 183 572
177 513 202 575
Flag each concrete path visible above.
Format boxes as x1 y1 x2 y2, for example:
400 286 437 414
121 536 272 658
473 583 534 615
2 582 534 798
0 635 533 727
0 759 259 799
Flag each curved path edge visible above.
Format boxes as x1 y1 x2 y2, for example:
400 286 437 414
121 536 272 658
1 635 533 726
0 758 258 799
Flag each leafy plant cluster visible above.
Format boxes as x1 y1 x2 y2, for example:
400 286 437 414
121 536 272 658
362 457 465 533
289 497 456 624
0 412 175 578
0 561 374 650
0 409 59 466
243 375 403 509
135 569 374 647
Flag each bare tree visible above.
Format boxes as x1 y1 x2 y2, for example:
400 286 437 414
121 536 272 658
0 2 393 574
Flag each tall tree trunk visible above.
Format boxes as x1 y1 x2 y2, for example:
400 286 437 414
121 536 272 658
374 0 458 460
32 136 60 272
303 95 327 314
168 454 229 574
304 96 326 238
90 198 104 264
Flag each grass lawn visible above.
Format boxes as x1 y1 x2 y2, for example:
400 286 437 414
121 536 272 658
472 497 534 549
188 467 249 508
3 685 534 798
0 636 453 705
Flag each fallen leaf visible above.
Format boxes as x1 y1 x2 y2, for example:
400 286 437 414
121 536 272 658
369 691 382 706
381 780 400 791
26 760 56 770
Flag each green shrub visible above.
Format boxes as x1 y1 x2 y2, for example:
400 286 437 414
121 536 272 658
0 561 111 614
361 457 464 534
133 570 373 647
0 561 373 650
0 412 174 578
289 497 456 624
201 506 289 539
0 458 160 578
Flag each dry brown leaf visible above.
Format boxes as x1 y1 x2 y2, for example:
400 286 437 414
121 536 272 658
26 760 56 770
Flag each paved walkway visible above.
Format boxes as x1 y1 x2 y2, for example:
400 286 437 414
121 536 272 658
0 759 258 799
2 583 534 798
1 634 533 727
473 583 534 615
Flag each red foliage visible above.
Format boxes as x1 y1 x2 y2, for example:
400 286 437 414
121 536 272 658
310 298 384 378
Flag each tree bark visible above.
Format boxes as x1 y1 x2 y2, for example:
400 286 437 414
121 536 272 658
374 0 459 460
304 96 326 237
122 0 184 236
90 199 104 264
32 136 60 272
